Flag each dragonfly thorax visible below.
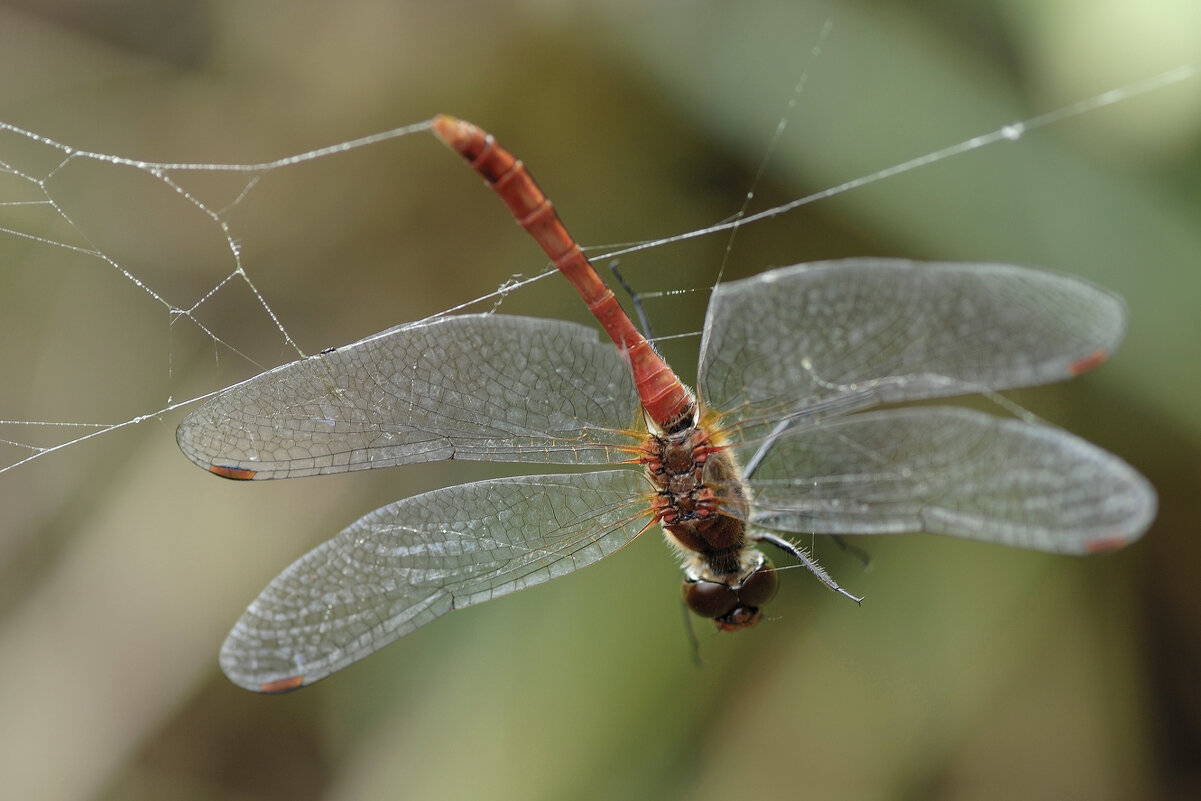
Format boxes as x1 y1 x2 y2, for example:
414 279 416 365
642 422 752 576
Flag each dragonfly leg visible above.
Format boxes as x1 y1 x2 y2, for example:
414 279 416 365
829 534 873 568
609 261 656 340
754 531 863 605
679 598 706 668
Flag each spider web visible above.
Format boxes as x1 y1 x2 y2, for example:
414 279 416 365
0 119 435 469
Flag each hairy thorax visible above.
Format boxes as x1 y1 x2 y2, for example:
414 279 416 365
641 422 752 578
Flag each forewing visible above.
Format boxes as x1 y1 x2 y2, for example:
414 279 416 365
745 407 1155 554
220 469 651 691
698 260 1126 440
178 314 640 479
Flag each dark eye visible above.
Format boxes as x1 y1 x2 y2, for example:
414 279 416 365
735 559 779 609
682 579 738 619
682 557 779 630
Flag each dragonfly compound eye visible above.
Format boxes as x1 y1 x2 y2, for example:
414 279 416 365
697 559 780 632
681 557 780 631
735 559 779 609
682 578 739 620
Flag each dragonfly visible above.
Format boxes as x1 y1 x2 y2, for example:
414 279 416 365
178 115 1156 692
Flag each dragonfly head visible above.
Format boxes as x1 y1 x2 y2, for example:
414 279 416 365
682 552 779 631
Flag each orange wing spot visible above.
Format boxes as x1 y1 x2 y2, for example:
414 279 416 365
209 465 257 480
1069 348 1109 376
260 675 305 693
1084 535 1132 554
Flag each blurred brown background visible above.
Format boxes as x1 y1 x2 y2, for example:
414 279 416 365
1 1 1199 799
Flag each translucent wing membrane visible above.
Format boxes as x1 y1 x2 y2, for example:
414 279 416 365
220 469 652 691
698 260 1126 441
178 315 641 479
189 246 1155 690
744 407 1155 553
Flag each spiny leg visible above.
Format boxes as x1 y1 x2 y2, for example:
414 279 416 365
754 531 863 604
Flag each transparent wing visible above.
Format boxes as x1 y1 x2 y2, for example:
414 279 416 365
698 260 1126 441
220 469 652 692
744 407 1156 553
178 314 640 479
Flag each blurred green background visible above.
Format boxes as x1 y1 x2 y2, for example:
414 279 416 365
1 1 1198 799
